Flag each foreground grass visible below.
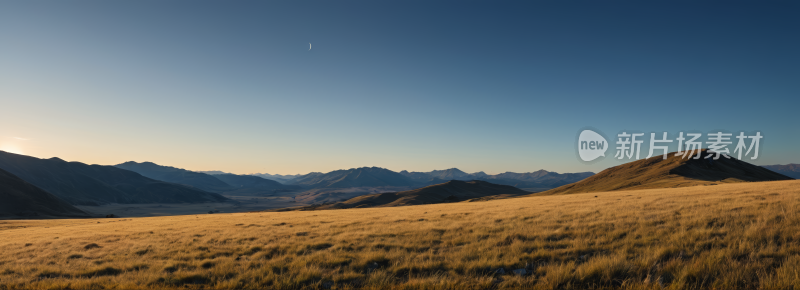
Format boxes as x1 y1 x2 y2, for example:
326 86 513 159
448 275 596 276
1 180 799 289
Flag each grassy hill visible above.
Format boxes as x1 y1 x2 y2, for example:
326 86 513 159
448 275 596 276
0 168 88 218
540 149 792 195
1 180 798 289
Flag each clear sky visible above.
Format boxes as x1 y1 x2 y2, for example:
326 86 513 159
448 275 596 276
1 1 798 175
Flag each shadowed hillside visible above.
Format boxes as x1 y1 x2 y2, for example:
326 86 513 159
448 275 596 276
0 151 229 205
213 174 301 195
541 149 792 195
297 180 530 210
115 162 232 192
0 168 89 218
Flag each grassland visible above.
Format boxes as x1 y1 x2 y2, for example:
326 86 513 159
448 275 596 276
1 180 799 289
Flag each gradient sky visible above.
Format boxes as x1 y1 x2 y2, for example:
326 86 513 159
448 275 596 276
1 1 798 175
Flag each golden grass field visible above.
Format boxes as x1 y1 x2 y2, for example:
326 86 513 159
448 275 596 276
1 180 799 289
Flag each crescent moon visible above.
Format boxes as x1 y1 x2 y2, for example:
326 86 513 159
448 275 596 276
309 43 311 51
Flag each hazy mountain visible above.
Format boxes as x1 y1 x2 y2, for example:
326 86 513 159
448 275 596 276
248 173 304 184
762 164 800 179
0 151 228 205
196 171 303 184
213 174 301 195
483 170 595 188
286 172 324 184
426 168 472 180
213 174 282 188
287 167 415 189
0 167 89 218
299 180 530 210
196 170 229 175
117 162 301 195
399 168 594 190
541 150 793 195
116 161 232 192
398 170 447 185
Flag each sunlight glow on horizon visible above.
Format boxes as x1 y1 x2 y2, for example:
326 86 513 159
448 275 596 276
0 144 24 155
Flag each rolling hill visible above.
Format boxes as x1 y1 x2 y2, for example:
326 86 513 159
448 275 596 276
0 151 229 205
762 164 800 179
115 161 232 192
540 149 793 195
0 167 89 218
296 180 530 210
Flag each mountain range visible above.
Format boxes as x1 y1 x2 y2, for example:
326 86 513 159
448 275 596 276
116 161 232 192
399 168 594 189
541 150 793 195
2 148 796 217
0 151 228 206
117 162 298 195
194 166 594 191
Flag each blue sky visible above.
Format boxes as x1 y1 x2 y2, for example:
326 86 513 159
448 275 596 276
1 1 798 175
